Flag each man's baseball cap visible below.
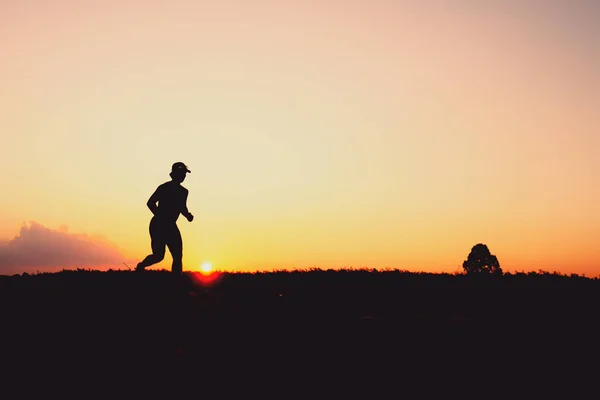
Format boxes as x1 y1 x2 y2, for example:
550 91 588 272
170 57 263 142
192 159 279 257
172 162 191 173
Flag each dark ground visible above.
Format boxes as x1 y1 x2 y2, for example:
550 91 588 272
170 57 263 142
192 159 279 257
1 269 599 397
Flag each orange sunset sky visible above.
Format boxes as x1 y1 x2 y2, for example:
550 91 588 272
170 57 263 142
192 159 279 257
1 1 599 275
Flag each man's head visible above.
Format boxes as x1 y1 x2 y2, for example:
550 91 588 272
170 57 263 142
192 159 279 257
170 162 191 183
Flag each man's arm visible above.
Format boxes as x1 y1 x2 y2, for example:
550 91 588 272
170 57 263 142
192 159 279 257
146 187 161 215
182 190 194 222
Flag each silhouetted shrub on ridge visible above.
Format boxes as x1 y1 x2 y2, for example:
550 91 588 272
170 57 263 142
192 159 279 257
463 243 502 275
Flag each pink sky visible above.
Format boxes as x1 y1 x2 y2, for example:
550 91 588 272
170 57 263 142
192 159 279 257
1 1 599 275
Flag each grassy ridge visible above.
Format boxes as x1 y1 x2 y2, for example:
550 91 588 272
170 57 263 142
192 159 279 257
2 268 598 396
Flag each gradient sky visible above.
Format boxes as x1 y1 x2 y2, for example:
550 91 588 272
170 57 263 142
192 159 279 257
1 0 599 275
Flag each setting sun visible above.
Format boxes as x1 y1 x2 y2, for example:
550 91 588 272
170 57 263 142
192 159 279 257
192 261 221 286
199 262 213 274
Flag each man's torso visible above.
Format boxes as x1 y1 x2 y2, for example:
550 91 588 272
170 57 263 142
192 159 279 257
154 181 188 224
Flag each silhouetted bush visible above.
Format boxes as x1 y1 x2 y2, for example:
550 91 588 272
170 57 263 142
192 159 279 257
462 243 502 275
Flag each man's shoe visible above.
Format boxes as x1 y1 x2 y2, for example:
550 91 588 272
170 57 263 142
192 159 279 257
135 264 145 272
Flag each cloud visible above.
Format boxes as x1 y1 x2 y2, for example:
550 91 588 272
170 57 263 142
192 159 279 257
0 222 128 275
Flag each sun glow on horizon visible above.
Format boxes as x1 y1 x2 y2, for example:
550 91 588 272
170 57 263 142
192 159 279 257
199 261 213 274
192 261 221 286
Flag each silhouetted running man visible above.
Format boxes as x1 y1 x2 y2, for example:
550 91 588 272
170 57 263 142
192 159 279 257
136 162 194 274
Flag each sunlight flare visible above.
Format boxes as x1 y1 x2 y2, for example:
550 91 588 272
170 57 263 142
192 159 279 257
191 261 222 286
200 261 213 274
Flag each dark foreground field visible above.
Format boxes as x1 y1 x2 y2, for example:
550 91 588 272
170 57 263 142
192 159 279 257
1 269 599 397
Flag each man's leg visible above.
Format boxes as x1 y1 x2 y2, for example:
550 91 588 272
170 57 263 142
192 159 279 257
136 219 166 271
166 226 183 274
